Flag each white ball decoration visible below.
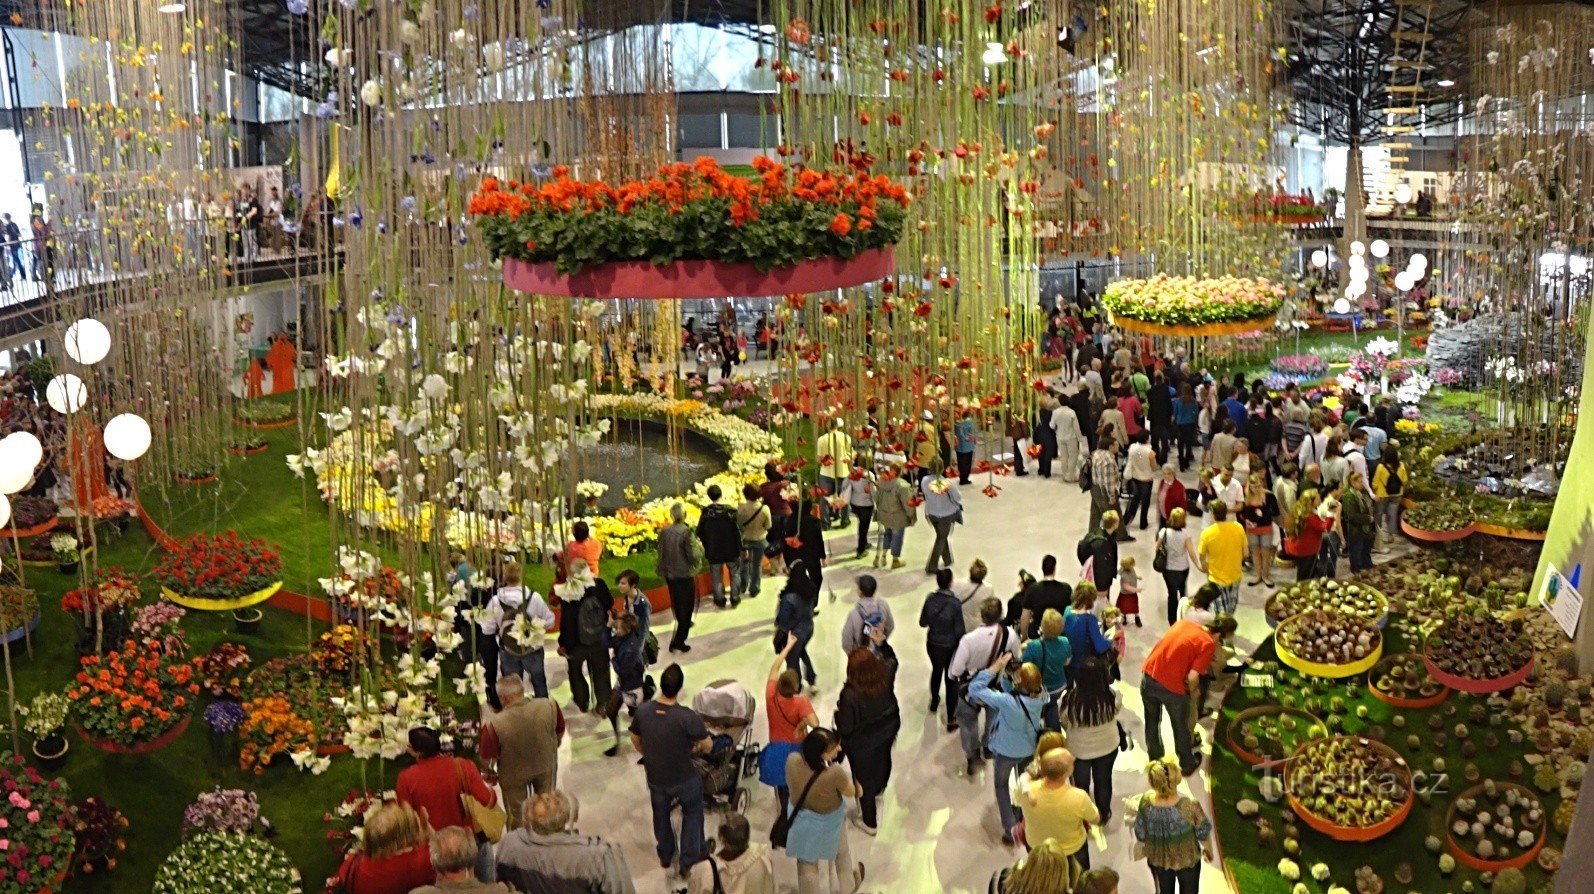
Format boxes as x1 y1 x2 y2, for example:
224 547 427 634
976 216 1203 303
64 318 112 365
45 374 88 414
1348 253 1367 270
0 493 9 529
0 443 32 496
1349 266 1370 284
1370 240 1390 258
1333 298 1352 314
1310 249 1328 268
1394 271 1417 291
1346 281 1367 299
1394 183 1414 205
1409 252 1428 270
104 413 153 461
1350 240 1366 256
2 432 42 472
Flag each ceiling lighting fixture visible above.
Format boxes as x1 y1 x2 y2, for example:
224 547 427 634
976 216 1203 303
157 2 186 12
981 42 1007 66
1436 78 1456 87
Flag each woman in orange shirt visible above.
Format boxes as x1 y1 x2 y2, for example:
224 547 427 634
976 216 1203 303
759 635 820 816
563 520 602 578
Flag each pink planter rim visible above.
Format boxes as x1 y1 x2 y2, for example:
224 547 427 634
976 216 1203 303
502 246 896 299
75 714 191 754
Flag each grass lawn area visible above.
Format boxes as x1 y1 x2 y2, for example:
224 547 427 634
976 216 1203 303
0 393 674 891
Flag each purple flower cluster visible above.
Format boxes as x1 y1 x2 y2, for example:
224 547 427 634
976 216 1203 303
181 788 259 838
202 700 247 735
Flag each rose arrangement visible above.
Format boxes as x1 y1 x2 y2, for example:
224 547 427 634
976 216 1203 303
1102 275 1286 327
151 833 299 894
68 796 127 874
192 643 252 699
0 754 75 893
470 154 910 274
69 639 199 746
180 788 259 837
154 531 282 604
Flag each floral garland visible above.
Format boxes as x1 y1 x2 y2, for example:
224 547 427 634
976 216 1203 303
297 390 782 558
1102 274 1285 327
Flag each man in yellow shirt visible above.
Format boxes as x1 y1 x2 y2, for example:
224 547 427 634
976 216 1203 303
1020 748 1100 868
1197 502 1248 615
816 417 853 528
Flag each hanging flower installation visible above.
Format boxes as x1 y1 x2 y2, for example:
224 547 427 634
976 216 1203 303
1102 275 1287 336
472 156 910 297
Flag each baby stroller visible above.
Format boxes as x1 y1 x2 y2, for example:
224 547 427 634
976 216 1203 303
691 680 761 813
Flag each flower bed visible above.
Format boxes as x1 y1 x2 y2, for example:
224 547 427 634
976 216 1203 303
298 391 782 557
151 832 298 894
471 155 909 276
233 403 296 429
69 639 199 751
0 754 75 892
1268 353 1330 383
154 532 283 611
1102 275 1285 333
0 496 58 538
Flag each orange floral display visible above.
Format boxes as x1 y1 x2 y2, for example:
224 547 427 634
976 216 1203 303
469 155 909 274
238 695 319 774
68 638 198 747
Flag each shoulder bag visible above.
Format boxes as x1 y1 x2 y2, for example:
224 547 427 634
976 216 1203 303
1152 528 1169 573
708 856 726 894
455 758 508 843
770 765 824 848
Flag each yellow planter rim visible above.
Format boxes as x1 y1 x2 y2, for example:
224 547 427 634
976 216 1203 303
1277 637 1383 679
161 581 282 612
1107 311 1277 338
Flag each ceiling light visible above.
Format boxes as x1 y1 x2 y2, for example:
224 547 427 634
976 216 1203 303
1311 249 1328 268
157 2 186 12
1436 78 1456 87
981 42 1007 66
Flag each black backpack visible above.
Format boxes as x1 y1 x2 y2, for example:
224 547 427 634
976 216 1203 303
578 590 609 647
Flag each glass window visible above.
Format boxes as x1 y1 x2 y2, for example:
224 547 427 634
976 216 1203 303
678 113 721 149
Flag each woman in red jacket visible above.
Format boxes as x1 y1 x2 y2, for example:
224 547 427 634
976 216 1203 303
1282 491 1333 581
1154 463 1188 527
333 803 436 894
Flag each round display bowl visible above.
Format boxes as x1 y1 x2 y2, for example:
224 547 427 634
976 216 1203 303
233 415 296 430
1286 736 1414 842
226 443 270 456
1423 638 1534 694
1274 615 1384 679
161 581 282 612
1472 520 1547 542
503 246 896 299
1367 653 1451 709
1444 782 1547 872
1107 312 1277 338
0 611 42 646
1223 705 1326 767
1264 580 1389 629
1401 517 1476 543
75 714 191 755
0 516 60 540
174 473 218 486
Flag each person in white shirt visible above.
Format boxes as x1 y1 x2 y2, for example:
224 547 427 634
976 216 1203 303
480 563 557 698
950 558 994 635
1050 398 1083 483
1123 432 1158 530
949 596 1020 775
1213 468 1245 514
1344 428 1373 496
1295 411 1332 471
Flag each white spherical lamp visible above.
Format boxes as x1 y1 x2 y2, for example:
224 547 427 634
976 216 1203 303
1346 281 1367 299
1394 183 1414 205
0 493 9 530
104 413 153 461
1394 271 1416 291
1348 253 1367 271
45 374 88 414
1349 265 1370 284
1333 298 1352 314
1310 249 1328 268
64 318 112 366
2 432 42 472
1350 240 1366 256
1409 252 1428 270
1370 240 1390 258
0 444 31 495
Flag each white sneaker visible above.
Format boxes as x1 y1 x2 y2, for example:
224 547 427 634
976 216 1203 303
850 815 878 836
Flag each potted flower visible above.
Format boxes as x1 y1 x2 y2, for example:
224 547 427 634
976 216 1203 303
68 638 200 753
225 437 269 456
69 796 128 877
232 607 265 634
174 466 218 485
201 702 247 766
61 567 142 656
151 831 298 894
51 533 80 574
0 584 40 645
22 691 71 769
0 754 75 891
153 531 283 612
232 401 296 429
192 643 252 699
575 479 609 512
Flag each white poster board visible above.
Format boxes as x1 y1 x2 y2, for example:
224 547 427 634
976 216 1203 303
1538 563 1584 640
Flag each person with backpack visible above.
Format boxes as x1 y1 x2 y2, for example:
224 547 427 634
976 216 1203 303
967 655 1050 845
554 559 612 714
696 485 742 609
919 567 967 730
602 611 646 757
949 597 1020 777
1077 510 1122 597
481 564 556 698
733 483 772 600
1371 442 1407 553
840 574 894 656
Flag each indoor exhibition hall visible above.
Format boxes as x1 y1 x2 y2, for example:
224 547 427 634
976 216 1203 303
0 0 1589 892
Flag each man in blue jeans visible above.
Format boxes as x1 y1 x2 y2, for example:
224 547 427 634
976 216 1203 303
629 663 713 877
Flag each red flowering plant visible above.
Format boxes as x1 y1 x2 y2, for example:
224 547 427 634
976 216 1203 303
192 643 252 699
0 754 75 893
469 154 910 274
68 796 128 875
59 567 142 618
152 531 282 603
68 638 200 746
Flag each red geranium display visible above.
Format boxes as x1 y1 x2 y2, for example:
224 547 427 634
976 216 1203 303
469 154 910 275
152 532 282 604
0 755 75 893
69 638 200 747
59 567 142 617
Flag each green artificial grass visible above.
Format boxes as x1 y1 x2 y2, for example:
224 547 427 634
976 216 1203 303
1213 625 1562 894
0 395 676 892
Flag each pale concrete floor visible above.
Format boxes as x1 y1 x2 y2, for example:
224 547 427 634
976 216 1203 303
522 459 1364 894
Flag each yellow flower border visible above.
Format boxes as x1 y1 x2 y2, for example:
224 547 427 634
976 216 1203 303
161 581 283 612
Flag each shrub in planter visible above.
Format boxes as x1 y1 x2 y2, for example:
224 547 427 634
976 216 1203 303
151 832 298 894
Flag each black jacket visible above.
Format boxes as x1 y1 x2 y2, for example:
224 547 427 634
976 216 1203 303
695 502 741 564
919 588 966 649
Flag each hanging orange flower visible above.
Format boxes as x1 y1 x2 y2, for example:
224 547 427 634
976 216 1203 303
829 213 853 237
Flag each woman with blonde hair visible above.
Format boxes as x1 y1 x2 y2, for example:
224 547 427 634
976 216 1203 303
987 839 1083 894
1156 507 1197 626
968 655 1051 845
1021 608 1072 730
1132 758 1212 893
1282 490 1333 581
332 802 435 894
